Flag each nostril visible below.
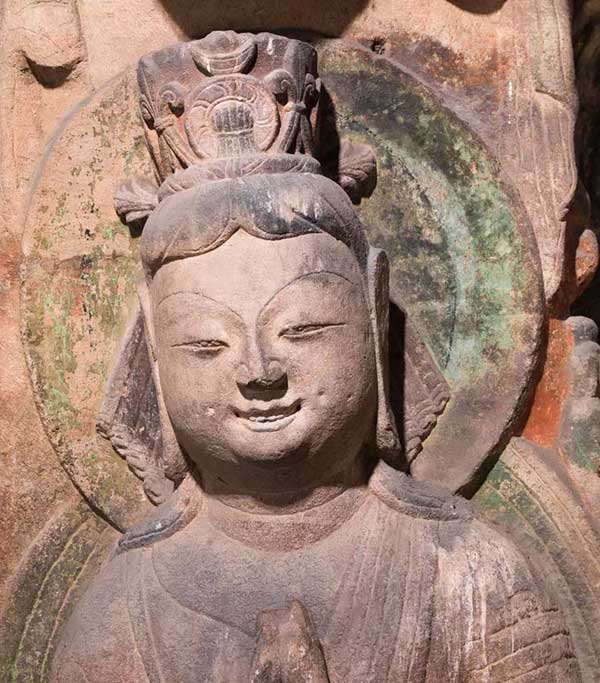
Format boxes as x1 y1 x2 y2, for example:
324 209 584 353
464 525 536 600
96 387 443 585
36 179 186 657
236 359 284 388
237 370 288 400
246 374 287 391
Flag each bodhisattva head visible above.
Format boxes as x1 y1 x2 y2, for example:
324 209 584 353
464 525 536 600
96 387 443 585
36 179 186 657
138 170 400 499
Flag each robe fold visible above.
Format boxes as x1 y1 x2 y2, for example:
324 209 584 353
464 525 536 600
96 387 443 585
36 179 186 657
51 472 580 682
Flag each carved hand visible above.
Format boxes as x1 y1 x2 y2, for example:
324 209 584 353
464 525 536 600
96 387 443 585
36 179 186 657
249 600 330 683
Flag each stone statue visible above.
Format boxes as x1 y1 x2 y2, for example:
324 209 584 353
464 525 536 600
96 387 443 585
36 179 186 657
50 31 580 682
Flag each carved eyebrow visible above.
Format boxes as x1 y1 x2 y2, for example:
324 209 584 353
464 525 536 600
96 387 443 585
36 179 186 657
260 270 359 315
157 291 243 322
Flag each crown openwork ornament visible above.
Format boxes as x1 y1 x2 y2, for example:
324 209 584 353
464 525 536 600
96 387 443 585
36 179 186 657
115 30 376 227
139 31 320 175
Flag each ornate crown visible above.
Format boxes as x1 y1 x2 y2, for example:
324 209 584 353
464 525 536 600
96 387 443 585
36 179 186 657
139 31 320 176
115 30 377 227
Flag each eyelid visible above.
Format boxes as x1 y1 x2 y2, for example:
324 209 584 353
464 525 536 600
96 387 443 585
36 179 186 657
279 322 347 338
170 340 229 351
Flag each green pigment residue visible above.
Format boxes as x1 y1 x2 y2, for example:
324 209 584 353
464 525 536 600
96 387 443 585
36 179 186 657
32 288 79 433
81 238 137 338
320 44 540 386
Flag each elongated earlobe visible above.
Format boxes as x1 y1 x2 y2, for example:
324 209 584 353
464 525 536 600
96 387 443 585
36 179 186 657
366 248 402 464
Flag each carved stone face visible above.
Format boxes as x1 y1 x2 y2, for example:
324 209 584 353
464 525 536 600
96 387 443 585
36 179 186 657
151 229 377 490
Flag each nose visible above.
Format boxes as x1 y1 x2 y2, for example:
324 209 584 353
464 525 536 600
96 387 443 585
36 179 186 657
237 336 288 399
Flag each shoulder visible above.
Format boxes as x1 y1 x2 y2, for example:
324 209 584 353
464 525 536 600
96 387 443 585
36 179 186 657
368 460 473 523
437 514 550 604
370 462 557 607
458 520 580 680
50 550 148 682
369 464 580 679
438 510 580 679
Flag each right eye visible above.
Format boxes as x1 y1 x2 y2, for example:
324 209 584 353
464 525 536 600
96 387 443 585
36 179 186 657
171 340 229 354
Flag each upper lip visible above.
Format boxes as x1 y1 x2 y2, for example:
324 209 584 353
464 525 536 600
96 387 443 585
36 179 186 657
234 399 301 421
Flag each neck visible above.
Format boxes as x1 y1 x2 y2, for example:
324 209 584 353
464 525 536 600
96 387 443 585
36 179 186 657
200 454 369 515
199 470 367 550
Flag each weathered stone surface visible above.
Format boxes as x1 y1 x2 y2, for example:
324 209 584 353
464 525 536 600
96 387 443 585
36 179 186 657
368 1 580 313
1 3 599 682
46 30 577 682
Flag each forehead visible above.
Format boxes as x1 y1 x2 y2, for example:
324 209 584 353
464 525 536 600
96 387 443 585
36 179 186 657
151 230 364 316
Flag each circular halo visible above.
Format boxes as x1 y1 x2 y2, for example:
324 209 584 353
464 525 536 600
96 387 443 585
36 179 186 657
316 39 543 493
20 39 543 529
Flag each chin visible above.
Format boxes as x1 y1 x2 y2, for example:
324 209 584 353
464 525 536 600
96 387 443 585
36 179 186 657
233 439 312 469
227 416 315 468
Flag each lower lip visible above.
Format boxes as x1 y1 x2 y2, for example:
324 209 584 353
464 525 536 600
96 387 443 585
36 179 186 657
238 410 299 433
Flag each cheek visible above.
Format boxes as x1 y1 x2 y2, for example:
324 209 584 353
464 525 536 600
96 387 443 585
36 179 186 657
157 350 234 433
285 326 376 408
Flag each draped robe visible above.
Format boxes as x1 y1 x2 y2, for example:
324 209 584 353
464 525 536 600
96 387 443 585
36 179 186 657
51 471 580 682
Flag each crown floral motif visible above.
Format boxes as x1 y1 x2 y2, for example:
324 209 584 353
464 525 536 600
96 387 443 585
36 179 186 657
139 31 320 174
115 30 377 228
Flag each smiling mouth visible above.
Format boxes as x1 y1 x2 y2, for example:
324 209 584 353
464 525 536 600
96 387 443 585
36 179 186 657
234 400 301 431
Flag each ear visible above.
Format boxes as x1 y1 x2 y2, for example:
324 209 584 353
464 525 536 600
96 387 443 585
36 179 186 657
96 280 187 505
366 247 403 464
136 281 188 482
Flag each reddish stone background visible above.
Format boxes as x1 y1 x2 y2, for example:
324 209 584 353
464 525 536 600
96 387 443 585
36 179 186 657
523 320 574 448
2 3 599 675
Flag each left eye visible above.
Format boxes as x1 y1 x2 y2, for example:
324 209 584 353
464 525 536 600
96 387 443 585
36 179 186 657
279 323 344 338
